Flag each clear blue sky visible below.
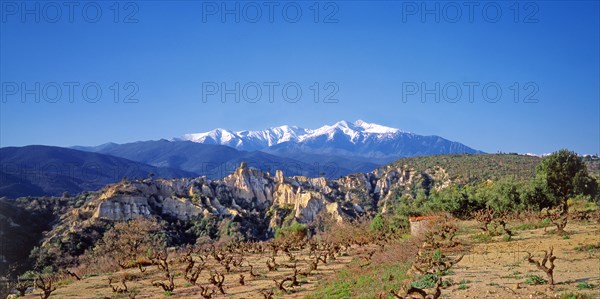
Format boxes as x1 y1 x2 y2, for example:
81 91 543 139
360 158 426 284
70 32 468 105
1 1 598 155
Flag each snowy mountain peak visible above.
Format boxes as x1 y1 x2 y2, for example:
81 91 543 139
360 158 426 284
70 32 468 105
180 120 480 160
333 120 353 128
183 128 238 144
183 120 409 150
353 120 400 134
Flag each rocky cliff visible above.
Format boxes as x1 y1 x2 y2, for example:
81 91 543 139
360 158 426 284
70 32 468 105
37 160 450 258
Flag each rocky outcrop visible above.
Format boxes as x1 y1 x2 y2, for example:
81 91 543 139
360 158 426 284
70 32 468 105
93 196 153 220
82 161 453 225
222 163 274 208
40 161 453 248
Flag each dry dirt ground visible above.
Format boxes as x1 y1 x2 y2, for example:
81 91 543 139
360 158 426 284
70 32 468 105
448 221 599 299
25 244 361 299
19 221 600 299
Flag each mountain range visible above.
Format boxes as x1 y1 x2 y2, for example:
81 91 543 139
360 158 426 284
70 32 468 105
73 140 337 178
182 120 483 164
1 120 484 198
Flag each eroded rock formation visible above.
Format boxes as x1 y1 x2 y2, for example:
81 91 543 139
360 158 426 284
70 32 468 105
41 162 448 249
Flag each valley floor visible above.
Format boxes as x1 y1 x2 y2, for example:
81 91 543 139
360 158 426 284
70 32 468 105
446 221 599 299
18 221 600 299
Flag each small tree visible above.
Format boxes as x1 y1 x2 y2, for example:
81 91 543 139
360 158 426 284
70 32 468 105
536 149 598 233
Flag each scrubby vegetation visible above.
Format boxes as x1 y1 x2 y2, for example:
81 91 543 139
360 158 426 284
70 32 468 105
386 150 597 228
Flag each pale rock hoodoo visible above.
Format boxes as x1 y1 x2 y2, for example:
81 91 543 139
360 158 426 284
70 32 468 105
55 161 450 244
223 163 274 208
88 162 438 224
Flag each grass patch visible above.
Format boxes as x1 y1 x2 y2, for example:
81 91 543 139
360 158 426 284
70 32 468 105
457 279 471 290
502 270 523 279
568 198 598 213
523 274 547 285
470 233 492 243
308 261 411 299
513 218 552 231
457 224 479 235
576 282 594 290
574 244 600 253
439 269 454 276
560 292 592 299
55 279 75 287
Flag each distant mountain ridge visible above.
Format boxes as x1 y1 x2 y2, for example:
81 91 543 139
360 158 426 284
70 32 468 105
73 120 484 180
72 140 363 179
182 120 484 163
0 145 196 198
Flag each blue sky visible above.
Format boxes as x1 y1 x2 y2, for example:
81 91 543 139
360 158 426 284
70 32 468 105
1 1 598 155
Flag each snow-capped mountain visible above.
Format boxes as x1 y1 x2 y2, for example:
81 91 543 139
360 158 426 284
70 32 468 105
184 120 402 150
183 125 311 151
182 120 484 163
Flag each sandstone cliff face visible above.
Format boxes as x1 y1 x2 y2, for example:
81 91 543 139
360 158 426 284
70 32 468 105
222 164 275 209
93 196 153 220
84 162 450 224
42 162 451 246
88 166 354 225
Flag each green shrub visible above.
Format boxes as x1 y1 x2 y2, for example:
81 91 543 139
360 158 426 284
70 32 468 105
486 178 525 212
186 215 219 240
523 274 547 285
275 221 308 240
577 282 594 290
370 213 385 231
411 273 439 289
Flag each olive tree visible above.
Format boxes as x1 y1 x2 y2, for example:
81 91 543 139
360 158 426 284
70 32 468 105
536 149 598 232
